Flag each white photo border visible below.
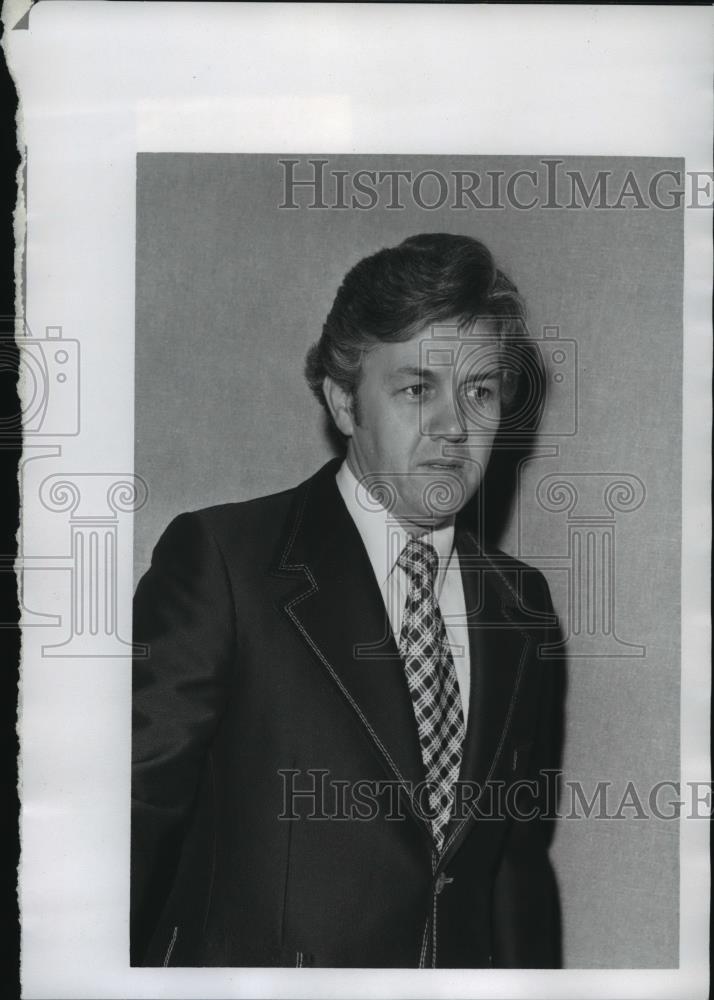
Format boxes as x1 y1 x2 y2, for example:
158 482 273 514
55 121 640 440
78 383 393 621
9 3 712 998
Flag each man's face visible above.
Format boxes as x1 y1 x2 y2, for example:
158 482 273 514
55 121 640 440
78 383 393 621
338 321 503 527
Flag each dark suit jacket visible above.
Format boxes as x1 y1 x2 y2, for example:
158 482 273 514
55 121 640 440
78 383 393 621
131 458 563 968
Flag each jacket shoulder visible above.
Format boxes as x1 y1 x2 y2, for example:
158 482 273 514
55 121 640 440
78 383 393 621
188 483 297 535
143 481 295 566
158 484 298 571
482 544 555 614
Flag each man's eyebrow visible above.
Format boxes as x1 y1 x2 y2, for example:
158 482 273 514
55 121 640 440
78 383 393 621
387 365 503 381
388 365 433 378
460 368 502 381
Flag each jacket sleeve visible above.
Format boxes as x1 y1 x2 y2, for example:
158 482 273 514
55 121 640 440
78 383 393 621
491 569 565 968
130 511 234 964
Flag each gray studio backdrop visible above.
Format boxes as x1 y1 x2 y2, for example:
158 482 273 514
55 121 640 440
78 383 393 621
134 154 682 968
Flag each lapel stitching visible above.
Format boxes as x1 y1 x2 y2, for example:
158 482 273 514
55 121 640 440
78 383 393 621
276 475 433 841
275 477 313 577
283 592 432 840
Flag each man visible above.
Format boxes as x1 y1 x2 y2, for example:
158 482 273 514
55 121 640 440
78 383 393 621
131 232 563 969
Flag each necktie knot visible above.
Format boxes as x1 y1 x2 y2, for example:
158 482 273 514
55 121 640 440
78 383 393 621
397 537 439 592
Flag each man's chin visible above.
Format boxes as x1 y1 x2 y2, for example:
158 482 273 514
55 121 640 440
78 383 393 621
359 466 477 523
396 491 469 528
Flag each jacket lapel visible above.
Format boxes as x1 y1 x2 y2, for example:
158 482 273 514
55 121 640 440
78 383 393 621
272 461 531 855
271 460 429 830
440 525 532 863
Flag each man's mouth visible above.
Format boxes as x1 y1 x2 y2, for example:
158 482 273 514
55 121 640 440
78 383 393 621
419 460 464 470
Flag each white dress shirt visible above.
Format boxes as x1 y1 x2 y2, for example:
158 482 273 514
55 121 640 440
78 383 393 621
336 461 470 722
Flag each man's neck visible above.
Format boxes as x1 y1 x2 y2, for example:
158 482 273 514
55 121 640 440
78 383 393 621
343 453 455 535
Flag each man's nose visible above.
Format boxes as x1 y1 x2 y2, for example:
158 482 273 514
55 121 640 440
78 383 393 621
427 390 467 440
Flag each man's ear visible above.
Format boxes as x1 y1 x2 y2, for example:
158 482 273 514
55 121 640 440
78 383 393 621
322 376 356 437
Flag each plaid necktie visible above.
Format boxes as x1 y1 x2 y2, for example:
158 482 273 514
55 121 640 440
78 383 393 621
398 537 465 851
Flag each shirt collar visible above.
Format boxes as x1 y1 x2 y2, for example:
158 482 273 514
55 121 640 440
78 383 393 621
335 460 455 591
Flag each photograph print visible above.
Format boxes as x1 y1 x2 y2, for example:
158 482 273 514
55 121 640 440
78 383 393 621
130 153 683 970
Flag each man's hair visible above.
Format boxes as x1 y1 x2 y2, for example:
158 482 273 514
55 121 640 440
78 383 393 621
305 232 541 431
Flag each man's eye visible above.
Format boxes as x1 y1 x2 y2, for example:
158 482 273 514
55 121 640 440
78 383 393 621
403 384 425 398
465 384 492 403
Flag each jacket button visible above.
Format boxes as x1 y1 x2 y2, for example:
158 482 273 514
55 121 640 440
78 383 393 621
434 872 453 894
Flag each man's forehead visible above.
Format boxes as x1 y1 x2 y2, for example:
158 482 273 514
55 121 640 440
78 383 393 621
427 319 500 340
409 320 503 370
363 319 504 374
